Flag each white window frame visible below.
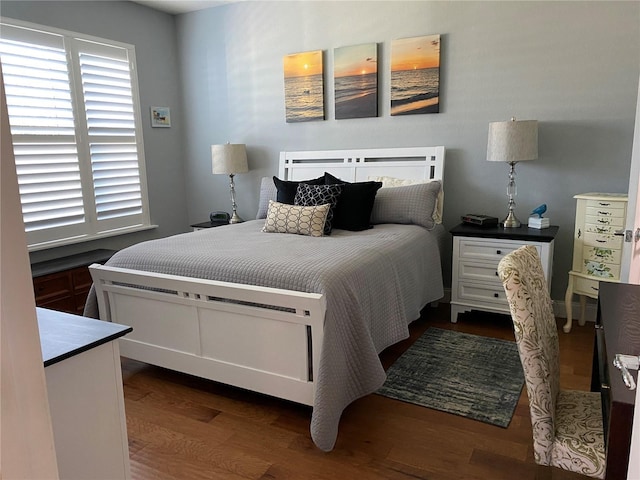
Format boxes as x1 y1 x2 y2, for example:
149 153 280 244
0 18 153 251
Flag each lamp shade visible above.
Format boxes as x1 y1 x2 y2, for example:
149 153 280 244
487 118 538 163
211 144 249 174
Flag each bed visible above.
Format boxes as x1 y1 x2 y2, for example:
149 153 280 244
85 146 446 451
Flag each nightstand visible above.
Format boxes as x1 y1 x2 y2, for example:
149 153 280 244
190 221 228 231
450 224 559 323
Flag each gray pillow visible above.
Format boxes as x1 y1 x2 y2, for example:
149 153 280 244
256 176 277 219
370 180 442 230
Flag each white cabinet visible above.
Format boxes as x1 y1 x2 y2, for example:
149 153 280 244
563 193 628 333
39 308 132 480
450 224 558 323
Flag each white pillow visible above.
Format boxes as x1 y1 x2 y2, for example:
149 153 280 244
262 200 329 237
367 175 444 224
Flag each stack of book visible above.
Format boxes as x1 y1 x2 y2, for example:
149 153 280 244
528 216 550 229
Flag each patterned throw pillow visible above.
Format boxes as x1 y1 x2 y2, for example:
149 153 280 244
262 200 329 237
294 183 343 235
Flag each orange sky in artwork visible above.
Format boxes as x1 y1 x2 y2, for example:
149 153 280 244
284 50 323 78
391 35 440 72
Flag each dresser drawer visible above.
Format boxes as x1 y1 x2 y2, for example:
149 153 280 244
582 260 620 279
585 215 625 228
456 281 508 307
573 275 600 297
583 246 622 265
33 272 72 302
586 204 626 219
583 231 623 249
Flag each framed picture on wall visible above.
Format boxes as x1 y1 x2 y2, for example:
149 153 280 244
150 106 171 127
390 34 441 115
283 50 325 123
334 43 378 120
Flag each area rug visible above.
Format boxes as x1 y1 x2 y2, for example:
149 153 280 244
377 327 525 427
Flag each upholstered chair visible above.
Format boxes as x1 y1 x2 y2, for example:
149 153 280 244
497 245 606 479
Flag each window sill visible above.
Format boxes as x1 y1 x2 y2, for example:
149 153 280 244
28 224 159 252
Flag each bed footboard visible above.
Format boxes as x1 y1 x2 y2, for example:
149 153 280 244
89 264 325 406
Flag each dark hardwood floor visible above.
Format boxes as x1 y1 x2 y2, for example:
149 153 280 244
122 302 596 479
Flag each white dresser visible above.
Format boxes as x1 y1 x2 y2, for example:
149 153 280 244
450 224 558 323
563 193 628 333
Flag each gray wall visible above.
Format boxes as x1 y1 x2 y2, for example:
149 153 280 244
176 1 640 301
3 1 639 303
2 1 189 263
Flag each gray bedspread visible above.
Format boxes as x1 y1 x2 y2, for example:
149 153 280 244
84 220 444 451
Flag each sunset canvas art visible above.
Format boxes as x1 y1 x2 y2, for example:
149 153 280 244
283 50 325 123
390 34 440 115
334 43 378 119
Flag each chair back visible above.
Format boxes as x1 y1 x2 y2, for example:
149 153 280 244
498 245 560 466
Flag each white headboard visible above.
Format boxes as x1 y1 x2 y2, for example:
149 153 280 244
279 146 445 183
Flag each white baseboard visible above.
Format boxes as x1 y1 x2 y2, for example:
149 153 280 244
440 288 597 323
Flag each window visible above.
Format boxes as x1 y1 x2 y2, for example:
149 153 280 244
0 19 151 250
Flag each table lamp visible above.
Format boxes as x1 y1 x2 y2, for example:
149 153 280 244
487 117 538 228
211 143 249 223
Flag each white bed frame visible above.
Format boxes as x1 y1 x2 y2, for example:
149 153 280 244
90 146 445 407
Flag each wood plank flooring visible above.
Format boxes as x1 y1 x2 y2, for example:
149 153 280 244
122 303 596 479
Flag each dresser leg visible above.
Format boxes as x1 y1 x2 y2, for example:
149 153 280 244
578 295 587 326
563 281 574 333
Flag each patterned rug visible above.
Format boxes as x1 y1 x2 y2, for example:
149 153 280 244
377 327 525 427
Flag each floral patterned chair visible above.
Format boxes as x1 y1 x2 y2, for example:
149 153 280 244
497 245 606 479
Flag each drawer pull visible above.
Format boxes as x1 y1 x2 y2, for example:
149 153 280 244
596 239 606 243
496 249 502 255
598 211 612 216
495 271 499 276
494 293 499 298
591 286 599 291
598 202 611 207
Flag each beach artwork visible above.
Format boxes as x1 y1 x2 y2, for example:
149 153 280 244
283 50 325 123
334 43 378 120
390 34 440 116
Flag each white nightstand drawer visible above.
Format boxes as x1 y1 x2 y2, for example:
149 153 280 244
458 260 501 283
456 281 508 307
459 239 525 262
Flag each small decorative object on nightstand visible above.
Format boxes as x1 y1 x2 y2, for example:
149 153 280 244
528 204 550 229
563 192 628 333
450 223 558 323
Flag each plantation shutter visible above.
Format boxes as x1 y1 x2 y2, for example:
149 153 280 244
0 24 88 244
76 39 146 232
0 20 151 249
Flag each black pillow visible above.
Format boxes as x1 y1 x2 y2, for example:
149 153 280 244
324 172 382 231
273 176 324 205
294 183 343 235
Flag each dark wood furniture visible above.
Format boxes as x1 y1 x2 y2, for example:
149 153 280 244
592 282 640 479
31 249 116 314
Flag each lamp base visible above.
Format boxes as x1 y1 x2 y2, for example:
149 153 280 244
229 211 244 224
502 210 521 228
